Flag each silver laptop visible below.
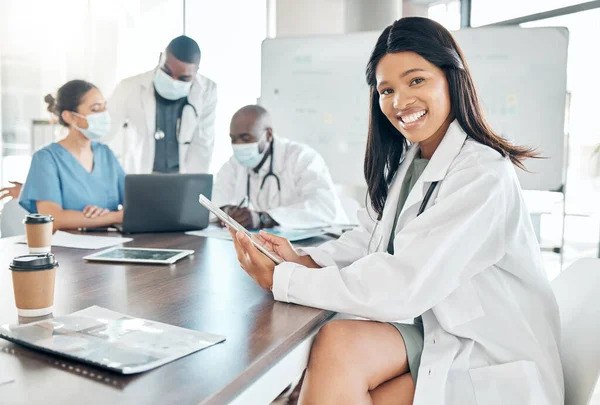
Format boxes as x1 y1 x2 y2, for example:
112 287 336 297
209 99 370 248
116 173 212 234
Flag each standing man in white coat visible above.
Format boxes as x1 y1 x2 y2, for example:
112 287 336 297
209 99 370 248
107 35 216 174
228 18 563 405
212 105 347 229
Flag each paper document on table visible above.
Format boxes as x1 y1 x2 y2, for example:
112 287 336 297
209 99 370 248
52 231 133 249
0 370 14 386
0 306 225 374
259 227 328 241
186 225 231 240
187 225 327 242
17 231 133 250
320 225 358 237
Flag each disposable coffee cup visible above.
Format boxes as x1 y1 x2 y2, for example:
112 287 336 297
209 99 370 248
9 253 58 317
23 214 54 253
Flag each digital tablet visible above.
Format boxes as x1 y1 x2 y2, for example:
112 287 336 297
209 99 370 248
83 247 194 264
198 194 282 265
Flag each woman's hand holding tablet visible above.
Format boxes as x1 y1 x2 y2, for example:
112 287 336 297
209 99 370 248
198 195 282 265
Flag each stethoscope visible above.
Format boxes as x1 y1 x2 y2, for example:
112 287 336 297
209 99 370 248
154 99 198 143
367 180 439 254
245 140 282 208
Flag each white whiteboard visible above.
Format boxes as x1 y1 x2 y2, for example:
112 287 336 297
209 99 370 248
260 27 568 191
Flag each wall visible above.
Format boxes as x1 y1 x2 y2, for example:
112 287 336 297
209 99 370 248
275 0 345 37
403 0 429 17
274 0 407 37
344 0 402 32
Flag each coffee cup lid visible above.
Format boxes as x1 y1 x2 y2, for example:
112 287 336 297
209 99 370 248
23 214 54 224
9 253 58 271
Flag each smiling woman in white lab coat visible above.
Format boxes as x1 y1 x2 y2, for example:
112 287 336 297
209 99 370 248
228 17 563 405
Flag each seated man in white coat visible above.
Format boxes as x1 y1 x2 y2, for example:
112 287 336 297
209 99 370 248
107 35 217 174
213 105 347 230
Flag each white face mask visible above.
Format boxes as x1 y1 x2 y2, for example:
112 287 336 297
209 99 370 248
232 136 269 168
153 68 192 100
72 111 111 141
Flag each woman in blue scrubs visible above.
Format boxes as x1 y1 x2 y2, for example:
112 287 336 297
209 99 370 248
19 80 125 231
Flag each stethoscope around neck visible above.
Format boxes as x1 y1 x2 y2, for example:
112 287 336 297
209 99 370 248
153 98 198 142
367 180 439 254
246 140 282 208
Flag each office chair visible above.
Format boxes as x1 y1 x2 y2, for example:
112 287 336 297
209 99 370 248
551 258 600 405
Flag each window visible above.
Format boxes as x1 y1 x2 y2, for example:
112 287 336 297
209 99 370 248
471 0 590 26
428 0 461 31
521 8 600 270
185 0 267 173
0 0 266 195
0 0 184 188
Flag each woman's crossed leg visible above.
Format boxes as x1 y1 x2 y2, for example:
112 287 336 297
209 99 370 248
299 319 416 405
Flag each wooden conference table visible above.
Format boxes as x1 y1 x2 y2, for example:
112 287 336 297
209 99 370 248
0 232 335 404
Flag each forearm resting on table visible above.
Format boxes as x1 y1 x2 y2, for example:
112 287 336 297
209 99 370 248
36 201 122 231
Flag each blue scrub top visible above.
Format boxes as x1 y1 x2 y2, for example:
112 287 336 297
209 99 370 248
19 142 125 214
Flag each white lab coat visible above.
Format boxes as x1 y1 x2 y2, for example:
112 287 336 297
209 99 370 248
273 121 564 404
212 137 348 228
106 70 217 174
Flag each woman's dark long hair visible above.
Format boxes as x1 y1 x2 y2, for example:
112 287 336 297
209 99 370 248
364 17 537 219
